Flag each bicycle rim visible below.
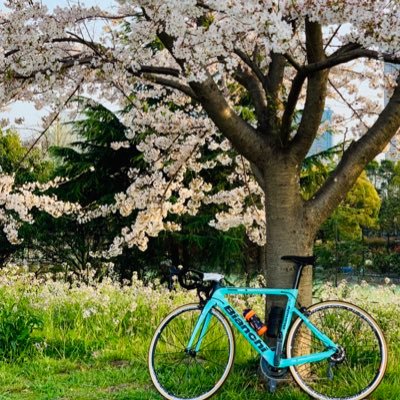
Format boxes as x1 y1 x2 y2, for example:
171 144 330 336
148 303 235 400
287 300 387 400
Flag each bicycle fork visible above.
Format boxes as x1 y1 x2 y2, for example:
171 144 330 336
186 304 214 353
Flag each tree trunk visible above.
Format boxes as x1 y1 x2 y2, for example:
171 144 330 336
262 163 316 309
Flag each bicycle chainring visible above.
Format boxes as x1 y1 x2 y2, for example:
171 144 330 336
259 357 288 380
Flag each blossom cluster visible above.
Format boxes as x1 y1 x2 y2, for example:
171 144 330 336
85 92 265 255
0 175 80 243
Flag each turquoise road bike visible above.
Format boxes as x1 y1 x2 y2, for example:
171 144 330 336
148 256 387 400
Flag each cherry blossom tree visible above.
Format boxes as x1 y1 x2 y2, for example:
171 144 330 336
1 0 400 304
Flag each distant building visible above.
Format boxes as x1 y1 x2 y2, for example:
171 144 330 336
384 63 400 162
308 108 333 156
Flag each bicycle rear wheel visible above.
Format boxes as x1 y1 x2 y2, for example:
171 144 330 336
148 303 235 400
287 300 387 400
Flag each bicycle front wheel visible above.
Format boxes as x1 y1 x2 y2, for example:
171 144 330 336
148 303 235 400
287 300 387 400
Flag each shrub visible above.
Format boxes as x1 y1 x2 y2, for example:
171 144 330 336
0 293 43 360
371 252 400 274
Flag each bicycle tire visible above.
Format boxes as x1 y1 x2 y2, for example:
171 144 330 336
148 303 235 400
286 300 387 400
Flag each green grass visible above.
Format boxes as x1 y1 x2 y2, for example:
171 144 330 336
0 267 398 399
0 334 398 399
0 357 309 400
0 355 398 400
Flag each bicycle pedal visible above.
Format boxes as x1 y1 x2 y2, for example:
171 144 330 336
268 378 277 393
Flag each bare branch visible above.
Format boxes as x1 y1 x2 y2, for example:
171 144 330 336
328 78 369 130
306 46 400 74
16 78 84 172
234 48 267 91
138 65 181 77
4 48 18 58
284 53 302 71
324 25 342 51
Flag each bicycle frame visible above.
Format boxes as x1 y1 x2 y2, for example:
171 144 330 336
186 286 338 369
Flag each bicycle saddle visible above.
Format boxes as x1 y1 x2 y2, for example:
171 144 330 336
203 272 224 282
281 255 316 266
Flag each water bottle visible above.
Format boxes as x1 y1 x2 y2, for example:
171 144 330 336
243 309 267 335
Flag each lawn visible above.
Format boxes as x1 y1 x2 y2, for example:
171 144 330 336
0 267 398 399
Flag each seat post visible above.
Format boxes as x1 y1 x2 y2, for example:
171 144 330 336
292 263 304 290
281 255 315 290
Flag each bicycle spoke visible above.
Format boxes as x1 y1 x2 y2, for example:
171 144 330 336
288 301 386 400
156 350 184 356
158 335 183 351
197 354 227 369
165 324 187 349
149 305 234 400
194 319 219 349
198 333 227 351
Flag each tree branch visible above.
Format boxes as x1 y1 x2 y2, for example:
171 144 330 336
250 162 265 188
265 53 286 141
190 74 269 165
5 34 182 77
235 47 285 136
16 78 84 171
142 74 198 99
289 20 328 161
138 65 181 77
233 66 268 130
306 46 400 74
280 70 306 144
284 53 302 71
323 25 342 51
146 12 270 165
234 48 268 92
308 75 400 228
328 77 369 130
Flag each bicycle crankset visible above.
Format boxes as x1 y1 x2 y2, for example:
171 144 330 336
260 359 288 379
260 357 289 393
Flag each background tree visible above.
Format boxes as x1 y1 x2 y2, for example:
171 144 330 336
322 172 381 241
368 160 400 249
0 129 52 264
1 1 400 305
20 100 138 277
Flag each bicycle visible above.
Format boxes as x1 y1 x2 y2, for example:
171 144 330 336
148 256 387 400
